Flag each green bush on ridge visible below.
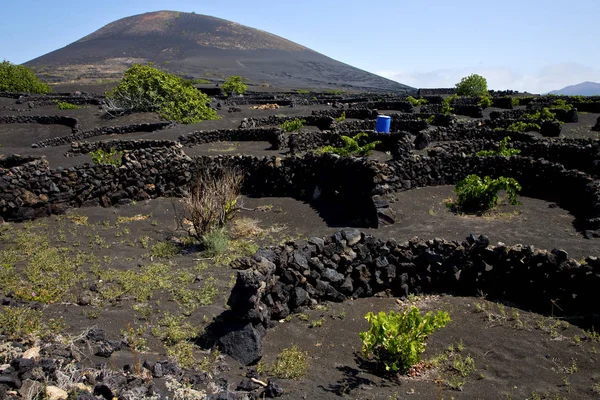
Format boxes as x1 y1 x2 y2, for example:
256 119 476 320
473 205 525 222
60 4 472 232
0 60 51 94
222 75 248 96
105 64 218 124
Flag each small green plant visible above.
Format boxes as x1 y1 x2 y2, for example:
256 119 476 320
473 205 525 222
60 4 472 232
310 318 325 328
478 95 492 108
426 114 436 124
523 107 556 121
121 323 148 351
359 307 451 374
295 89 310 94
451 175 521 213
150 241 179 258
335 112 346 122
201 227 229 257
324 89 345 95
477 136 521 157
262 345 309 379
0 60 51 94
222 75 248 96
452 354 476 377
280 118 305 132
552 99 573 111
318 132 381 157
90 147 123 166
56 101 80 110
406 96 428 106
511 97 520 106
0 307 43 338
455 74 488 97
506 121 541 133
441 95 455 115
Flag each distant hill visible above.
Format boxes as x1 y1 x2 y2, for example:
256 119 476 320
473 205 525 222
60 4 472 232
548 81 600 96
24 10 412 92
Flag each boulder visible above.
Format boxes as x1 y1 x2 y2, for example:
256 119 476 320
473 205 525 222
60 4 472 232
218 324 263 366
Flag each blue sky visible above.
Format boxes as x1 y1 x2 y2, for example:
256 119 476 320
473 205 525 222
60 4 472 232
1 0 599 93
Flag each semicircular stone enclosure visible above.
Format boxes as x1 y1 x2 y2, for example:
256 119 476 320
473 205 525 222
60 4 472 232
0 88 599 399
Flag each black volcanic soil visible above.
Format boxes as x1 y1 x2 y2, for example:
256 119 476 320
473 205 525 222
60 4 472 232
0 90 599 400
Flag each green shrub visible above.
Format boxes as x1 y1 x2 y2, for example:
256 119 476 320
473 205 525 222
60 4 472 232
441 95 455 115
426 115 436 124
56 101 80 110
324 89 345 95
295 89 310 94
106 64 218 124
506 121 541 132
551 99 573 111
222 75 248 96
0 307 43 338
523 107 556 121
406 96 428 106
90 147 123 166
0 61 51 94
318 132 381 157
360 307 451 374
477 136 521 157
455 74 488 97
335 112 346 122
201 227 229 257
511 97 520 106
452 174 521 212
478 95 492 108
280 118 305 132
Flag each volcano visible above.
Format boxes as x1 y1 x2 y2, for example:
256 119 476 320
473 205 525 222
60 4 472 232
25 10 411 92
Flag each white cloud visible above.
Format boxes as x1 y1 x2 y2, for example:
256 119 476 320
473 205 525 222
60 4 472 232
377 64 600 94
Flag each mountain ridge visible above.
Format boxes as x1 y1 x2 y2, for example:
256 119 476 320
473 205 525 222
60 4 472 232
25 11 411 92
547 81 600 96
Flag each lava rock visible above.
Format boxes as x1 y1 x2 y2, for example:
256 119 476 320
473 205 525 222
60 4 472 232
218 324 263 366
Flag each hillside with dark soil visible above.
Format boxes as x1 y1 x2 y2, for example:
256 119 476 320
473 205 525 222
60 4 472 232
24 11 411 92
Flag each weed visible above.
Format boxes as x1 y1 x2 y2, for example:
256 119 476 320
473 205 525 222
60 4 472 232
338 311 346 320
298 314 310 322
150 241 179 258
0 307 43 338
228 217 263 239
138 236 151 249
95 262 172 302
166 341 198 369
68 214 89 225
57 101 80 110
262 345 309 379
151 312 198 345
121 323 148 352
180 167 243 238
201 228 229 257
310 318 325 328
445 376 465 391
452 354 475 377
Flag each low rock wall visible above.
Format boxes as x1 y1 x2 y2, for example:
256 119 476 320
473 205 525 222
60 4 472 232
0 115 81 133
220 230 600 363
31 122 175 148
67 139 180 156
179 128 285 150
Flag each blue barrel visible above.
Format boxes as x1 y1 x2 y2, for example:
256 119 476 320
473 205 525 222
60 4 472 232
376 115 391 133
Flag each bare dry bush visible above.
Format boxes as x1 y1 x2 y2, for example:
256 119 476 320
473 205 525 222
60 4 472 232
178 167 243 240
